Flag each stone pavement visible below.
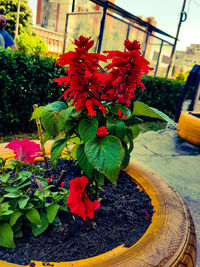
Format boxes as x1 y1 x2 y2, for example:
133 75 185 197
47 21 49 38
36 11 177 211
131 127 200 266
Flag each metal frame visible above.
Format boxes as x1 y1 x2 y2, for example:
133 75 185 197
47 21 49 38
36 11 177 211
62 0 175 77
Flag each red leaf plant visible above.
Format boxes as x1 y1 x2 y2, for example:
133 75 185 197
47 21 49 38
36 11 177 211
5 138 42 163
67 176 100 220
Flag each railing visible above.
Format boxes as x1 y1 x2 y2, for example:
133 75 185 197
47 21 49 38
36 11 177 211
63 10 174 77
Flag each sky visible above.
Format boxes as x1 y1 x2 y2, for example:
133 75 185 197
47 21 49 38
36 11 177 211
29 0 200 51
115 0 200 50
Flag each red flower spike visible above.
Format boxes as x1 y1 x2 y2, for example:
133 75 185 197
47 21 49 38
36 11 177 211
101 40 153 106
67 176 100 220
124 40 141 51
53 36 107 115
5 139 42 163
96 126 108 137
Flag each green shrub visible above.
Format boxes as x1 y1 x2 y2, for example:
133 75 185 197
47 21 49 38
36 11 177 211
0 49 66 134
135 75 185 118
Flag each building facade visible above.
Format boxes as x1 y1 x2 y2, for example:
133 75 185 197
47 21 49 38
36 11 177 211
175 44 200 70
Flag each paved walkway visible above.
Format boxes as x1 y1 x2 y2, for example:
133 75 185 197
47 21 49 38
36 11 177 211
131 127 200 266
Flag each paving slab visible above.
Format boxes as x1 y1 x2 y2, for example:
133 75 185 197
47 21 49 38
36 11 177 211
131 128 200 266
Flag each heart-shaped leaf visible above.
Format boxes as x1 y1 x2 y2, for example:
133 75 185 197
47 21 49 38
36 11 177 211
78 118 98 143
85 136 124 184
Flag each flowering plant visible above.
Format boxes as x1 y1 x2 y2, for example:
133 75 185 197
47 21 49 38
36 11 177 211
31 36 175 220
0 139 68 248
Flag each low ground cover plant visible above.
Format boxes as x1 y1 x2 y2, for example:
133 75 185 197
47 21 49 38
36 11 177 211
0 36 176 248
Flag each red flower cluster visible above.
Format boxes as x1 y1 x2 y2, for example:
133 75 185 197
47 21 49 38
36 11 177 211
67 176 100 220
53 36 107 116
53 36 153 115
96 126 108 137
101 40 153 107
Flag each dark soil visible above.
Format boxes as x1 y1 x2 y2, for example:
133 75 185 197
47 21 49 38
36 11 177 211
0 159 154 266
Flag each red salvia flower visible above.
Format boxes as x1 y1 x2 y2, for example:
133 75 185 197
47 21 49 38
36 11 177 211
53 36 107 116
101 40 153 107
96 126 108 137
67 176 100 220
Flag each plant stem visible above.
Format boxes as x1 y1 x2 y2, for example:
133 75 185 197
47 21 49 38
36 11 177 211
95 181 99 200
33 104 49 170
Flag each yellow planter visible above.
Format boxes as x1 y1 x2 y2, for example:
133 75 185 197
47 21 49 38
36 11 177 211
178 111 200 146
0 142 197 266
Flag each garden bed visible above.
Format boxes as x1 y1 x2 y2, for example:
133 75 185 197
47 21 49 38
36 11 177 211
0 159 153 265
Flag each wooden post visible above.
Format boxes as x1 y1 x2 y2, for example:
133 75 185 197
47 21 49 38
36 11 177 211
33 104 49 170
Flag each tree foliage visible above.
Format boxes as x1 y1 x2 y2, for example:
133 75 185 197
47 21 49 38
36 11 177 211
17 32 48 55
0 0 32 37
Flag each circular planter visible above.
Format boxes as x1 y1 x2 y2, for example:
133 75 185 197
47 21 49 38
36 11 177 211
0 142 197 266
177 111 200 146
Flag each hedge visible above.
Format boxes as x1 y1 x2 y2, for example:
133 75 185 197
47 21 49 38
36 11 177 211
0 49 66 134
136 75 185 118
0 49 185 134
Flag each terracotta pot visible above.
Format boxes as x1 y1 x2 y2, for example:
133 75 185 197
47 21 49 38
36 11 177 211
178 111 200 146
0 142 197 266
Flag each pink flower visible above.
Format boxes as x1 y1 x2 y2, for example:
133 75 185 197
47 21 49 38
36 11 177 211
67 176 100 220
5 139 42 163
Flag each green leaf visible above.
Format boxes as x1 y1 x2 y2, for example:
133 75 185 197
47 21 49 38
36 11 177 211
77 144 94 178
26 208 41 225
30 106 45 120
70 144 79 160
53 215 62 226
60 106 74 120
16 171 32 185
130 124 140 140
10 210 23 226
51 138 68 169
106 118 126 140
123 116 143 126
85 136 124 184
126 128 134 153
31 212 49 236
4 191 21 199
0 223 15 248
78 118 98 143
133 101 176 127
47 204 60 223
41 101 67 136
121 142 130 169
14 230 23 238
5 187 18 193
43 132 52 144
0 173 10 183
18 196 30 209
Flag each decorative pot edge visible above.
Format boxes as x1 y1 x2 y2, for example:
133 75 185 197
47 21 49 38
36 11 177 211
0 141 196 266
